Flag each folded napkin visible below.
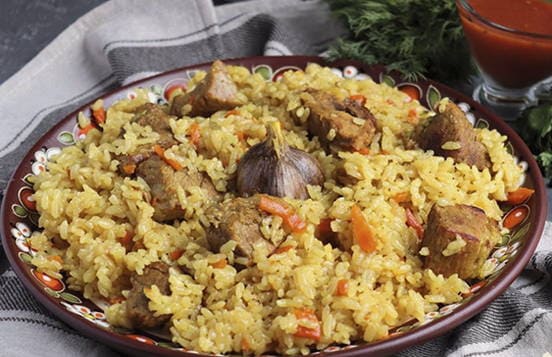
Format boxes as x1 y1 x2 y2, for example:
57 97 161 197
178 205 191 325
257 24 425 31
0 1 550 356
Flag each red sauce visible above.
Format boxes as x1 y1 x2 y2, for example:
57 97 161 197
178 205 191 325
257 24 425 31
457 0 552 88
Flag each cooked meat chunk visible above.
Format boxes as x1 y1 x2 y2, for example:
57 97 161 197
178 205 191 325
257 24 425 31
136 155 220 222
133 103 177 149
418 101 491 170
205 196 283 261
301 89 376 152
126 261 171 329
117 103 176 176
117 151 151 176
422 204 500 279
169 60 241 117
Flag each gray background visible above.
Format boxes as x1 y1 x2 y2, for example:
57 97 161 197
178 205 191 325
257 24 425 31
0 0 235 84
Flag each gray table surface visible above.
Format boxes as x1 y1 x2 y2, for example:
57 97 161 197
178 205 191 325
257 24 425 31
0 0 236 84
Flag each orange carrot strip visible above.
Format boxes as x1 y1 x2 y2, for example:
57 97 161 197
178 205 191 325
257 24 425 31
274 245 293 254
91 107 106 125
392 192 409 203
294 326 321 341
224 109 240 117
293 308 321 341
351 205 376 253
121 163 137 175
187 122 201 147
505 187 534 205
49 255 63 264
258 195 306 233
153 144 183 171
241 337 250 351
294 308 317 321
169 248 184 261
405 208 424 240
78 124 95 136
210 258 227 269
236 131 246 142
406 108 418 124
336 279 349 296
349 94 367 106
153 144 165 157
356 148 371 155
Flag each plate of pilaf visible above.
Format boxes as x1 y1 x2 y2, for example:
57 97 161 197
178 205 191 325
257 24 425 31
1 56 547 356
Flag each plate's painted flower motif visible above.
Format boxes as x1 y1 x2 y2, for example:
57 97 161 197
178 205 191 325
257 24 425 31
61 302 110 329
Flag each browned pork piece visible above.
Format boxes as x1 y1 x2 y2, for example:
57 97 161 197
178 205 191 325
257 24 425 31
133 103 177 148
301 89 377 152
422 204 500 280
205 196 283 261
136 155 220 222
417 101 491 170
169 60 241 117
117 103 177 175
126 261 171 329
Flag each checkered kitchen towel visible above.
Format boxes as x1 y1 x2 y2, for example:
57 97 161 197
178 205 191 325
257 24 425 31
0 0 550 356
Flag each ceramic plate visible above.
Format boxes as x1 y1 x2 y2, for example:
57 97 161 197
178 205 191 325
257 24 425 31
1 56 547 356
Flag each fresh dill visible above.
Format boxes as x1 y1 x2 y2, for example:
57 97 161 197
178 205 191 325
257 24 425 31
325 0 473 82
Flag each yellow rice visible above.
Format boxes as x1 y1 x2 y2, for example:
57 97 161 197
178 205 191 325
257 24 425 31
30 63 523 355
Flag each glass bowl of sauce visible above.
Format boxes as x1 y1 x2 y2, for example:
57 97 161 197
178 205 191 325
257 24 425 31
456 0 552 120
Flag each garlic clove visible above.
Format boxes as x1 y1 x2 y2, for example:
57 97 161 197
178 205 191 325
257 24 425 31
236 121 324 200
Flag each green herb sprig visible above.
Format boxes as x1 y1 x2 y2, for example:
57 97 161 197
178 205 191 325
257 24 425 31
325 0 473 82
518 103 552 183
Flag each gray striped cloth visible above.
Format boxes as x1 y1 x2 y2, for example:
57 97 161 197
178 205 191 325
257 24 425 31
0 1 550 356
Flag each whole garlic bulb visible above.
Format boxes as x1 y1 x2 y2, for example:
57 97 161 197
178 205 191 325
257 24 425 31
236 121 324 199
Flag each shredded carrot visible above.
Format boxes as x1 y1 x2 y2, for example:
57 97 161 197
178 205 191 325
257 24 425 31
349 94 367 106
109 296 126 304
121 163 137 175
78 124 95 136
336 279 349 296
258 195 306 233
505 187 534 205
392 192 410 203
381 149 390 155
405 208 424 240
49 255 63 264
294 308 317 321
241 337 250 351
351 205 376 253
187 122 201 147
293 308 321 341
153 144 183 171
169 248 184 261
91 107 106 125
151 197 158 206
356 148 371 155
118 231 134 247
236 131 247 142
274 245 293 254
210 258 227 269
224 109 240 117
153 144 165 157
406 108 418 124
